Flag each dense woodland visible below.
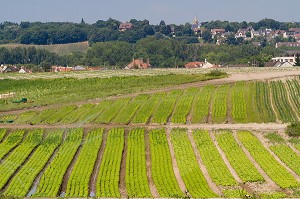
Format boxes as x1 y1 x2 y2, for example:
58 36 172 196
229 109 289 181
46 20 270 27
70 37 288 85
0 18 299 69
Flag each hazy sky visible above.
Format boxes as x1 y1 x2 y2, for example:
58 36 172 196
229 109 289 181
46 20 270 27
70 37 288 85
1 0 299 24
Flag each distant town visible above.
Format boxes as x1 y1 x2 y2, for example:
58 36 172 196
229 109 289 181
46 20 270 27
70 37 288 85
0 17 300 72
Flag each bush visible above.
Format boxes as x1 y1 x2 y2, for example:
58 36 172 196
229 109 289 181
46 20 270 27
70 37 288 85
286 122 300 137
206 69 227 77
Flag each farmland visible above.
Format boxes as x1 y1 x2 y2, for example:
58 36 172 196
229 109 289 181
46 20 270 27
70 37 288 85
1 76 300 125
0 127 299 198
1 68 300 198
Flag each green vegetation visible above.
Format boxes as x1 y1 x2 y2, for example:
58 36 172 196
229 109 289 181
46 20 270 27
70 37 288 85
149 129 184 198
270 144 300 177
34 128 83 197
66 129 103 197
4 130 63 197
231 82 247 123
0 129 43 190
96 128 124 197
0 129 24 159
0 129 6 142
255 82 276 122
215 131 264 182
286 122 300 137
126 129 151 198
193 130 236 185
171 128 217 198
212 85 230 123
270 81 297 122
264 132 285 143
191 85 214 123
238 131 300 188
151 90 183 124
0 73 219 111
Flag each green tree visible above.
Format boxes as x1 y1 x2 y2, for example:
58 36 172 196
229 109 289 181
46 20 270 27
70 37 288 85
202 30 213 43
294 53 300 66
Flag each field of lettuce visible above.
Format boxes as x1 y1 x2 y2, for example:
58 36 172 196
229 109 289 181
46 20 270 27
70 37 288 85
1 77 299 125
0 128 300 198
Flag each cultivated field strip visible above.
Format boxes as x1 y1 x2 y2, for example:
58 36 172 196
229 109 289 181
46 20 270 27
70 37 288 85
0 129 25 159
1 127 300 197
0 129 43 190
4 130 63 197
0 128 6 142
2 78 300 125
237 131 300 188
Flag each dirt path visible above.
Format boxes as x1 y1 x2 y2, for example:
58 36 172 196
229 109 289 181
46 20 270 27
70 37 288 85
144 132 159 198
60 130 87 196
165 128 187 194
119 130 128 198
232 131 281 194
0 123 288 132
2 70 300 116
209 131 242 183
254 132 300 183
187 129 222 196
89 131 107 196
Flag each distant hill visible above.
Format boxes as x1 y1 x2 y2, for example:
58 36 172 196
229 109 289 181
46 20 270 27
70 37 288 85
0 41 89 56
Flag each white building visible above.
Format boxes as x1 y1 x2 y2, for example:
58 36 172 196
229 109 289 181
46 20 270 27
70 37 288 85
271 56 295 65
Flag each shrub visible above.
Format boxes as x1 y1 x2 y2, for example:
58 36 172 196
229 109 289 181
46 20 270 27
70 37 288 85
286 122 300 137
205 69 227 77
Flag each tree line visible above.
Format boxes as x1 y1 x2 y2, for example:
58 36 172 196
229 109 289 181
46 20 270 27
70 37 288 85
0 36 286 70
1 18 300 45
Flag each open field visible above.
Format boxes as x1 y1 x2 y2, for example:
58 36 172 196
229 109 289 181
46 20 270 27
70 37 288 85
0 41 89 56
1 77 299 125
0 128 299 198
1 68 300 198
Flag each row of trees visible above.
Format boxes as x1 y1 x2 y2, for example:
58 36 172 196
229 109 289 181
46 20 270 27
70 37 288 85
1 18 300 45
0 36 291 69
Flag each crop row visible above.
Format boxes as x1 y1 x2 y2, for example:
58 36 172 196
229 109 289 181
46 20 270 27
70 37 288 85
171 128 217 198
4 130 63 197
96 128 124 197
215 131 264 182
149 129 184 198
192 130 236 186
0 129 25 159
65 128 103 197
126 129 151 198
3 78 300 125
237 131 300 188
33 128 83 197
0 129 43 190
270 81 297 122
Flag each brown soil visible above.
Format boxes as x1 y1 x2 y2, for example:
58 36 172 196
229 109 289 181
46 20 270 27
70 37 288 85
144 131 160 197
165 128 187 194
232 131 281 194
89 130 107 195
60 130 87 195
187 129 222 196
119 130 128 198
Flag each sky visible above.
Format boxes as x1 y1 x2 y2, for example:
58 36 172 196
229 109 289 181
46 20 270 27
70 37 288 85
1 0 300 25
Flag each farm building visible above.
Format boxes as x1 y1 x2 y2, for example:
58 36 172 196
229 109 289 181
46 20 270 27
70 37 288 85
125 58 151 69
